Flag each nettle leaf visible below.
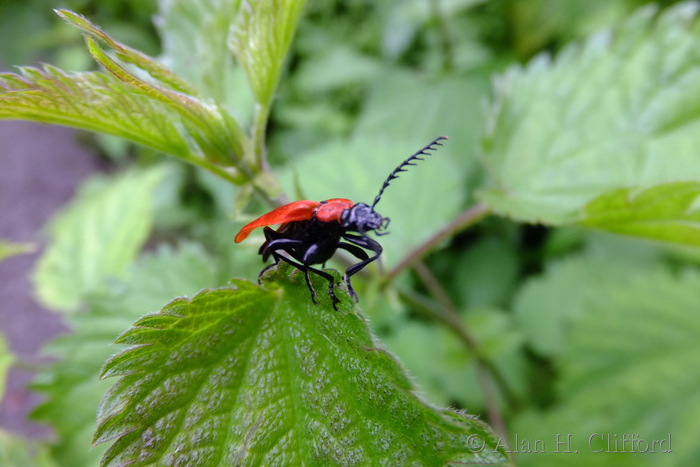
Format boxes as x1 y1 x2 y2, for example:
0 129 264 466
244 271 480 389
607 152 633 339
578 181 700 247
155 0 254 116
34 167 165 312
513 267 700 467
55 10 246 166
230 0 306 107
479 2 700 224
94 264 509 466
32 243 220 467
513 252 652 357
0 66 191 157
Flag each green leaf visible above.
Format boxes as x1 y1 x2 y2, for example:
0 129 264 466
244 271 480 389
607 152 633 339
479 3 700 224
0 334 13 401
33 167 165 312
32 242 220 467
59 10 247 167
384 309 527 411
55 9 198 96
155 0 254 115
577 181 700 247
513 267 700 467
0 430 58 467
513 252 655 357
94 264 509 466
0 240 34 263
229 0 306 108
0 66 191 158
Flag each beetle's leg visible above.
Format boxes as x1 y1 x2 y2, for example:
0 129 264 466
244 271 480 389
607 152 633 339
264 237 341 310
339 234 383 302
336 241 369 302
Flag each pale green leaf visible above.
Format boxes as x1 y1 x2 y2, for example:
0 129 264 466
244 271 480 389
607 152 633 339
513 267 700 467
155 0 255 118
0 240 34 263
0 430 58 467
479 3 700 224
230 0 306 107
33 168 166 312
55 9 198 96
94 264 509 466
0 66 191 157
578 181 700 247
513 252 656 357
55 9 247 167
0 334 13 401
32 242 220 467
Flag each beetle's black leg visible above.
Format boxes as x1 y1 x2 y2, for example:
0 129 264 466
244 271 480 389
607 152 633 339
340 234 383 302
337 241 369 302
263 237 341 310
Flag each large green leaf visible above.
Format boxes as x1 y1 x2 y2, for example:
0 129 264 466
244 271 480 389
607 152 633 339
479 2 700 224
94 264 509 466
32 242 220 467
33 168 165 312
56 10 246 167
0 66 190 158
578 181 700 247
513 266 700 467
155 0 253 116
229 0 306 108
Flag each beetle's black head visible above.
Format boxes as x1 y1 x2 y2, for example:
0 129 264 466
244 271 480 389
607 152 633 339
341 203 390 235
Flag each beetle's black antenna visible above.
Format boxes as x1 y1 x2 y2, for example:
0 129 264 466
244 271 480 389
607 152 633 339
371 136 448 210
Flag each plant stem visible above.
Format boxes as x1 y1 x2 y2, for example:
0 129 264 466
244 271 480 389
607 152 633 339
385 202 491 284
252 102 271 171
412 260 513 438
429 0 455 72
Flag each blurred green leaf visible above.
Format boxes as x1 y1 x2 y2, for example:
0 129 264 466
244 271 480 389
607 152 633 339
155 0 256 120
33 167 165 312
0 240 34 263
479 3 700 224
0 430 57 467
578 181 700 247
230 0 306 108
513 267 700 467
452 236 520 309
513 252 657 357
0 334 13 401
32 242 220 467
94 264 509 466
384 309 526 411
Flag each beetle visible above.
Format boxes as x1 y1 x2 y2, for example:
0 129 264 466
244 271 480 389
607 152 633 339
235 136 447 310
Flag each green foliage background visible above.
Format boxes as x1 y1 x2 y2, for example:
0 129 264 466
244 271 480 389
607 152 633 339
2 0 700 465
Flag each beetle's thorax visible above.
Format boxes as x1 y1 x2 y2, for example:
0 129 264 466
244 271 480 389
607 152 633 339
340 203 388 234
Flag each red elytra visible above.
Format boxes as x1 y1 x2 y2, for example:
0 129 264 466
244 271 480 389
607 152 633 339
236 136 447 310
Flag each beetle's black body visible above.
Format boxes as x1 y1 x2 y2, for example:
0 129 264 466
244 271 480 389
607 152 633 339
241 136 447 309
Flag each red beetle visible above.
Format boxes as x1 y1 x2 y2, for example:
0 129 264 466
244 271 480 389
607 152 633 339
236 136 447 309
